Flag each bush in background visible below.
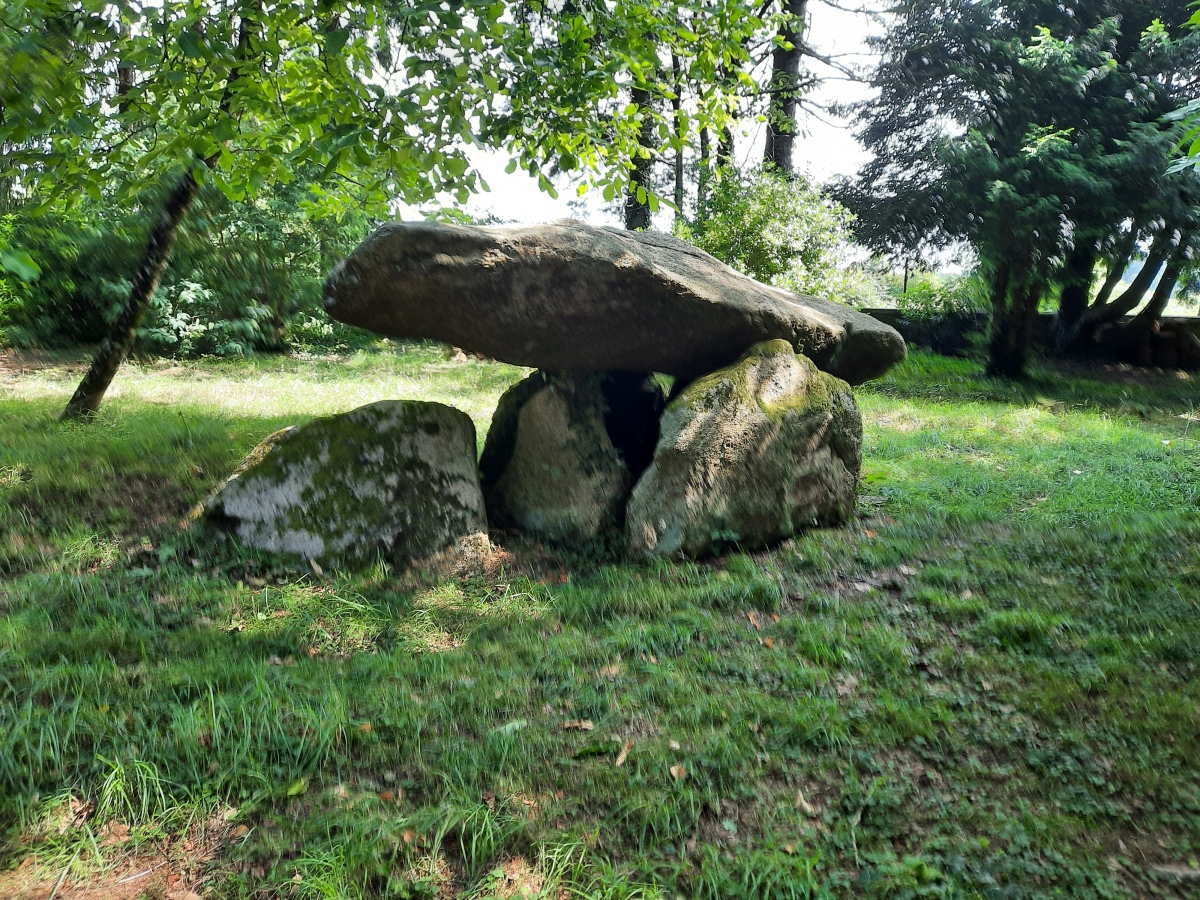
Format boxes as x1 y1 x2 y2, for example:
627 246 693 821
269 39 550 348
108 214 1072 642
675 165 883 307
1 179 374 356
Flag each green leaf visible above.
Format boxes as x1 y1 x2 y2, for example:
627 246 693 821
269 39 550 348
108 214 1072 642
325 28 350 57
286 778 308 797
0 249 41 282
177 29 204 60
504 158 518 175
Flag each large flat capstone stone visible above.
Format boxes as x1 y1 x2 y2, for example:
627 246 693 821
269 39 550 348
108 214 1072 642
323 220 905 385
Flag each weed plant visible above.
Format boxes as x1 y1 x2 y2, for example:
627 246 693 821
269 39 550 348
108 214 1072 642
0 349 1197 898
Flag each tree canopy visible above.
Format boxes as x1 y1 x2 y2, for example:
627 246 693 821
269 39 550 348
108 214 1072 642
837 0 1200 376
1 0 773 415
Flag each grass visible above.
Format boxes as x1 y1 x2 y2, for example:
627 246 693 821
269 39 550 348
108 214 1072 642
1 344 1198 899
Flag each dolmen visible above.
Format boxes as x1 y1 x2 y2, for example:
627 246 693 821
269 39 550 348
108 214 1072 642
202 220 905 568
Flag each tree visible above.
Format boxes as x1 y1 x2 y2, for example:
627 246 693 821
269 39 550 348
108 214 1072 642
837 0 1200 376
0 0 761 418
762 0 809 175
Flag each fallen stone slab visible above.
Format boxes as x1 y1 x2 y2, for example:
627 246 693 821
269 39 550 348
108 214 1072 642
323 220 905 385
626 340 862 558
203 400 486 567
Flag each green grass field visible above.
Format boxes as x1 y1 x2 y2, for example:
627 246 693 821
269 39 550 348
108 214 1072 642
1 345 1198 899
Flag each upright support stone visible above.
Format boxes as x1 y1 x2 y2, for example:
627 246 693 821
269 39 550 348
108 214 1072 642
626 340 862 558
480 371 664 543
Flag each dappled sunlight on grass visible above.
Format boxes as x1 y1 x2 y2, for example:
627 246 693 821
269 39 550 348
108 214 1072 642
1 349 1198 898
2 343 529 435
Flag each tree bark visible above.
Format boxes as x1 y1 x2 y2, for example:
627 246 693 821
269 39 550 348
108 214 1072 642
1092 227 1139 311
698 127 711 210
61 163 206 420
717 126 735 170
671 53 685 221
763 0 808 176
1051 241 1097 352
1078 226 1177 330
1127 253 1183 334
624 85 655 231
986 261 1043 378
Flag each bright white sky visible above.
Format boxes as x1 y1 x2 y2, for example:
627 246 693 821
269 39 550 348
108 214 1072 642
427 3 882 227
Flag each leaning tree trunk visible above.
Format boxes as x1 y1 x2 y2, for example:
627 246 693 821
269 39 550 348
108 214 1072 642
624 85 655 231
762 0 808 176
61 11 254 421
61 162 206 421
1128 254 1182 333
1075 226 1178 335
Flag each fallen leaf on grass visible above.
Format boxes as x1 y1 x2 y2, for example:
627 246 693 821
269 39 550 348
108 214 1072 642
597 663 623 679
100 821 130 845
615 739 634 767
669 764 687 781
483 790 496 810
795 790 816 816
763 637 775 649
669 740 681 750
357 722 373 733
561 720 594 731
746 611 763 630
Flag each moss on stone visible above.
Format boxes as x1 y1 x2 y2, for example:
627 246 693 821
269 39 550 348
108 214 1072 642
627 340 863 558
205 400 486 568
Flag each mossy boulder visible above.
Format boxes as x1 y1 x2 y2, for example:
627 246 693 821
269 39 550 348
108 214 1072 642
204 400 486 567
626 340 862 558
480 371 664 543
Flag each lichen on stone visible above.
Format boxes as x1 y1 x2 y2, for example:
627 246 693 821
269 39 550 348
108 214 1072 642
626 340 863 558
204 400 486 568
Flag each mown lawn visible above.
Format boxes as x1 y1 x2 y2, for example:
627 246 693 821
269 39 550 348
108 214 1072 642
1 346 1198 899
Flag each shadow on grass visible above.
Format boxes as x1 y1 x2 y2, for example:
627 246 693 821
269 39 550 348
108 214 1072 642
2 353 1199 898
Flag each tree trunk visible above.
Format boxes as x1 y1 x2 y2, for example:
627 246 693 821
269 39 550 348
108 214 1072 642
986 262 1042 378
1079 227 1177 329
1051 241 1097 352
61 10 255 420
624 85 655 231
698 127 711 210
1127 253 1182 334
61 162 206 420
717 126 735 170
671 53 685 221
1092 227 1139 310
763 0 807 176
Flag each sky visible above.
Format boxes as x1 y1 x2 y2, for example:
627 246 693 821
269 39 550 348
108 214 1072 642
430 3 883 227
